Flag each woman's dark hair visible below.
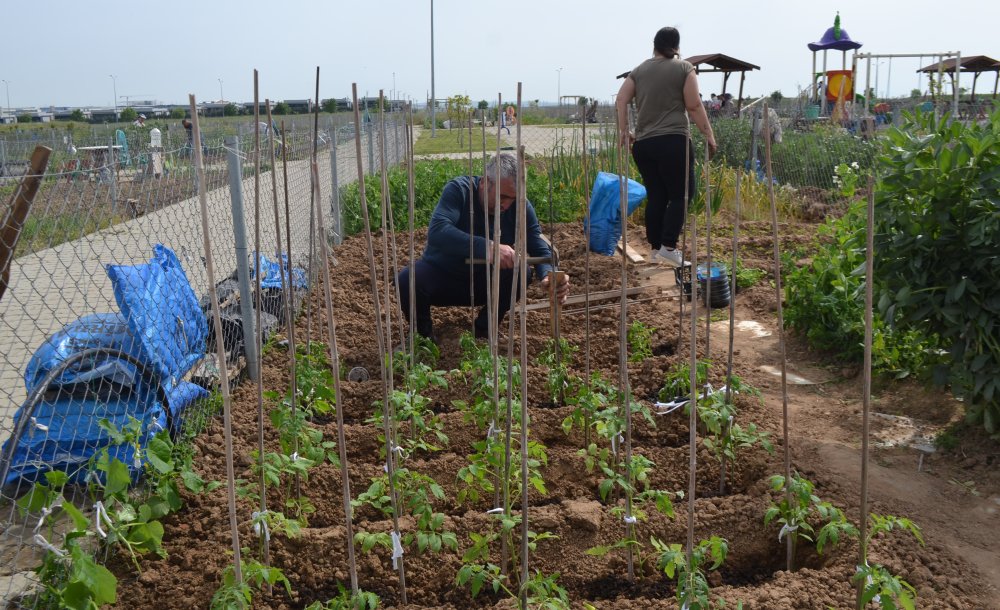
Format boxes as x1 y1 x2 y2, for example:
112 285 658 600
653 27 680 58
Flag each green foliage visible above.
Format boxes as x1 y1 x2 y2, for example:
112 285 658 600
537 337 578 404
223 103 240 117
764 473 858 561
832 161 860 198
69 109 85 121
784 197 944 379
627 321 654 362
698 381 773 466
170 107 187 119
305 584 381 609
120 107 138 122
353 468 457 554
873 108 1000 434
210 554 293 610
457 434 547 506
273 102 291 115
658 360 709 403
854 514 925 610
653 536 729 610
452 331 521 430
734 263 766 291
456 515 560 602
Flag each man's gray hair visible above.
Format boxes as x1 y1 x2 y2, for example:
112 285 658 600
483 153 517 182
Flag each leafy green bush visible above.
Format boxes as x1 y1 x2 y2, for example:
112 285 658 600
784 199 943 378
873 108 1000 433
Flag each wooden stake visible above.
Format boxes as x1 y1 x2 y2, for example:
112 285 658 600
0 145 50 302
763 102 794 572
857 177 876 608
469 108 476 333
189 94 243 585
704 146 712 355
517 132 530 609
685 120 698 565
617 135 636 581
406 102 417 362
721 168 742 496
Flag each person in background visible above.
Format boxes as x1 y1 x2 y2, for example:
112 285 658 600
616 26 717 267
133 113 147 127
396 153 569 343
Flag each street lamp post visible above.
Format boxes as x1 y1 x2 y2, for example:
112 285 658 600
109 74 118 123
218 78 224 103
556 67 563 116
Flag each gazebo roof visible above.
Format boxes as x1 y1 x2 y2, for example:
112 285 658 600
917 55 1000 73
685 53 760 73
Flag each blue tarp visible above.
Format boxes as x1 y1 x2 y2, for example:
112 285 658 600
249 251 308 290
587 172 647 256
2 246 208 488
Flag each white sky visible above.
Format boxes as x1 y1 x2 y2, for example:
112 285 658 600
3 0 998 109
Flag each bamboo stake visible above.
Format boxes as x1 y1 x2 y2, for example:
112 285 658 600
582 109 593 448
516 135 530 610
721 169 742 496
351 83 407 602
406 102 417 362
189 93 242 584
469 108 476 333
378 91 407 365
685 119 698 564
617 135 636 581
251 73 272 582
857 177 876 608
704 148 712 355
762 102 794 571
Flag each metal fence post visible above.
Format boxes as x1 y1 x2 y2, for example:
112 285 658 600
367 119 375 176
394 118 402 166
329 128 342 245
226 136 261 381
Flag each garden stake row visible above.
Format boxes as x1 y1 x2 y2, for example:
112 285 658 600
721 168 742 495
762 102 794 571
279 120 298 439
616 137 636 581
377 90 408 378
251 72 273 586
188 93 243 585
376 91 401 397
490 94 506 566
677 121 691 353
309 95 359 596
685 116 699 563
350 83 407 603
857 177 876 609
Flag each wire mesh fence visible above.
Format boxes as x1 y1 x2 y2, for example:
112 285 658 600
0 100 887 605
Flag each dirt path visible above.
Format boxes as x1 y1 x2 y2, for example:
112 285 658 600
644 262 1000 605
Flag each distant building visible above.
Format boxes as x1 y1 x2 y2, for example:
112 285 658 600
284 99 313 114
322 98 352 112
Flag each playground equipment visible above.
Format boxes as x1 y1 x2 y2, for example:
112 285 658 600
807 13 863 115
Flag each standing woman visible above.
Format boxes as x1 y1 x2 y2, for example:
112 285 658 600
616 26 717 267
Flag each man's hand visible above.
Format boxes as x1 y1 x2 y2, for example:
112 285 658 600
497 244 517 269
541 273 571 304
618 130 635 150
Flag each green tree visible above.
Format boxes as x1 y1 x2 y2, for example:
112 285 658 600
273 102 291 115
120 107 138 122
169 107 186 119
478 100 489 110
910 88 922 99
321 98 339 113
223 103 240 117
446 94 471 128
17 114 33 124
770 90 784 102
69 109 85 121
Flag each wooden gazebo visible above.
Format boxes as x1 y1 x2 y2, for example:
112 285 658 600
685 53 760 111
918 55 1000 102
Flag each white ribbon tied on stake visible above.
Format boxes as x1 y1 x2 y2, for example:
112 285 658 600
252 511 271 542
778 523 798 543
390 530 404 569
623 515 637 525
33 534 67 557
94 501 113 539
33 495 64 534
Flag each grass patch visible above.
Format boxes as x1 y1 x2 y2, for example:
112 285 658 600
414 128 502 155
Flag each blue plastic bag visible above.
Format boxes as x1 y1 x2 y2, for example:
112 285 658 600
587 172 647 255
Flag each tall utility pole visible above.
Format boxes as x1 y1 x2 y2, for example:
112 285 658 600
218 78 224 102
430 0 436 137
392 72 396 107
109 74 118 123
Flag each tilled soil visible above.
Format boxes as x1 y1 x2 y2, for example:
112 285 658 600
111 218 997 609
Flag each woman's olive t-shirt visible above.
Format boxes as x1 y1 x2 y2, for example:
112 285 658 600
630 56 694 140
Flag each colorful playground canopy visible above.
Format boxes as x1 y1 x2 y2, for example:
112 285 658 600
808 26 863 52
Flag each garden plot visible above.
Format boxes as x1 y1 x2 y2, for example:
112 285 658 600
101 222 992 609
